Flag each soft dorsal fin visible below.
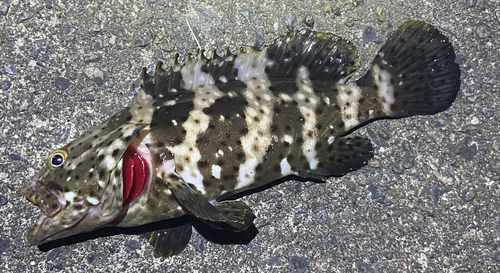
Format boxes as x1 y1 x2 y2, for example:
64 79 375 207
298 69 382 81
135 30 360 101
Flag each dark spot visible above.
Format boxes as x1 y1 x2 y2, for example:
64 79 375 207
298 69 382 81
67 170 72 176
203 180 212 187
236 140 242 145
232 166 239 172
316 123 322 130
338 122 345 128
112 149 120 157
220 141 226 146
208 123 215 129
126 115 132 121
99 169 105 178
115 170 120 177
97 155 105 162
359 98 365 104
75 175 80 180
254 116 260 122
236 153 245 161
287 155 294 161
256 96 261 101
346 90 352 95
256 164 263 172
270 124 278 132
240 127 249 135
305 98 310 103
217 159 225 166
197 161 209 169
297 137 304 144
194 119 200 124
285 125 292 131
307 130 313 137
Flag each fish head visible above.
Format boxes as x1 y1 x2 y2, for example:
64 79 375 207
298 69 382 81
20 109 148 245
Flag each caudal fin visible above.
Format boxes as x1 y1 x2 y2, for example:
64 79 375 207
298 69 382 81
357 21 461 118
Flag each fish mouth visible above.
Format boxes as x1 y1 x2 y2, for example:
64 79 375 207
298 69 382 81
20 182 89 245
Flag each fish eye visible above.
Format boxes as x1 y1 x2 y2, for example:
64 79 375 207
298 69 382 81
47 150 68 170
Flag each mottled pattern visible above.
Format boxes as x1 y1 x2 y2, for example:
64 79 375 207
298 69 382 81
21 21 460 250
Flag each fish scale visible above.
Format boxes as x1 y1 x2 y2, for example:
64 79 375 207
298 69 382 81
21 21 461 258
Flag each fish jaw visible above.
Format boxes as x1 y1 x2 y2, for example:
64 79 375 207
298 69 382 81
21 172 124 245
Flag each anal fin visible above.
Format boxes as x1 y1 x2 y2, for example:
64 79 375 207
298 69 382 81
144 223 192 258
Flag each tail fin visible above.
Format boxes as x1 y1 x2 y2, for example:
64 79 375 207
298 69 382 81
357 21 461 118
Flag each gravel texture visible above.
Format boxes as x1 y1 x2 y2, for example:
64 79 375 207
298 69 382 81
1 0 499 272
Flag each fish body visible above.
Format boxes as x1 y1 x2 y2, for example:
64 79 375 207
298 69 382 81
21 21 460 257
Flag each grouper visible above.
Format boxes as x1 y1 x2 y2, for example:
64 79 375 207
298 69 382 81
20 21 461 257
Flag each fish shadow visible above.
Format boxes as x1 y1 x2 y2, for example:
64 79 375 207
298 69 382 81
38 216 258 253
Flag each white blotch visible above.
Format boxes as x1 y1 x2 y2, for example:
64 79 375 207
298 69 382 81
235 78 274 190
169 85 225 194
218 150 224 156
295 67 319 170
172 120 178 126
284 135 293 143
64 191 76 201
336 82 362 131
219 75 228 83
66 177 71 182
328 136 335 145
211 165 221 179
280 158 292 175
86 197 99 205
372 64 395 114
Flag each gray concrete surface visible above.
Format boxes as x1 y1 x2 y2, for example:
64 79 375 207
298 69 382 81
1 0 499 272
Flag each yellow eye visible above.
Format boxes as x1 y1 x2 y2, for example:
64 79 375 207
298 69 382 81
47 150 68 170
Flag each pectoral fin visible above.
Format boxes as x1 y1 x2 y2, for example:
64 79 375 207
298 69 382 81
167 177 255 231
144 223 192 258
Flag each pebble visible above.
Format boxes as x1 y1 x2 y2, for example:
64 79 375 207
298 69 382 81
461 189 476 202
83 67 104 86
476 24 490 38
464 105 474 115
85 94 95 101
356 260 373 272
0 195 7 206
303 14 314 27
362 26 377 43
496 10 500 23
266 256 283 266
46 2 53 9
284 14 297 31
483 76 494 84
191 236 205 253
368 184 383 199
124 239 141 252
9 152 20 161
287 181 302 194
391 165 404 174
289 256 310 273
430 187 449 204
3 64 19 76
1 80 11 90
492 250 500 263
239 9 251 24
0 3 9 15
482 107 494 118
317 209 329 221
375 7 387 22
54 77 70 91
86 253 96 264
255 28 265 49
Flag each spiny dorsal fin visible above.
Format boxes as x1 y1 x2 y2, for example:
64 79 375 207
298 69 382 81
135 30 360 101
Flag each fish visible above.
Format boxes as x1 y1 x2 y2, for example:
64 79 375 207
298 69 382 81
20 21 460 257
